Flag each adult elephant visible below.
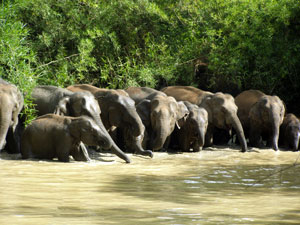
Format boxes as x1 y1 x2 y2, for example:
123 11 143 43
0 80 24 153
135 94 189 151
21 114 106 162
67 84 153 158
161 86 247 152
32 85 130 163
235 90 285 150
279 113 300 151
170 101 208 152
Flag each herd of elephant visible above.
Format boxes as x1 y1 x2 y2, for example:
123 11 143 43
0 78 299 163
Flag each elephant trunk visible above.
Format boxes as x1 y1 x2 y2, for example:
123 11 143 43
0 103 12 150
151 127 169 151
197 126 206 148
110 141 131 163
270 115 281 151
131 116 145 138
94 115 114 150
231 114 247 152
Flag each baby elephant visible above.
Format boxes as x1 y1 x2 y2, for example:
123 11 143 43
279 113 300 151
21 114 106 162
171 101 208 152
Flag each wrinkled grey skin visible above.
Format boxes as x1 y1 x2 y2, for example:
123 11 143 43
235 90 285 151
279 113 300 151
21 114 104 162
162 86 247 152
32 85 130 163
136 95 189 151
0 80 24 153
126 87 189 151
171 101 208 152
67 84 152 158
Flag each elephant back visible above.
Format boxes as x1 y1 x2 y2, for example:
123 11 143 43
161 86 213 105
235 89 265 126
125 87 165 104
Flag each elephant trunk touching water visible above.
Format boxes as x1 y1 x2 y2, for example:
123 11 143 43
269 109 283 150
229 113 248 152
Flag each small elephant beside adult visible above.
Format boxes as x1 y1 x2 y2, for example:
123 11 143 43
170 101 208 152
0 79 24 153
21 114 104 162
161 86 247 152
279 113 300 151
67 84 153 158
235 90 285 150
126 87 189 151
32 85 131 163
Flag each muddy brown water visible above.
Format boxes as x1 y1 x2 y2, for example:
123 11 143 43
0 147 300 225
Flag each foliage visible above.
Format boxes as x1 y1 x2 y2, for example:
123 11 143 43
1 0 300 117
0 1 38 124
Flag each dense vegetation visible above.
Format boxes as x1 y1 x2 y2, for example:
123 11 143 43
1 0 300 122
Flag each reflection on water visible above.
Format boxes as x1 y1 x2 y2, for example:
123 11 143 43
1 147 300 224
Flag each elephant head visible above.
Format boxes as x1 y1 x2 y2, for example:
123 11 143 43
249 95 285 150
0 83 24 153
54 91 114 150
68 116 110 147
200 92 247 152
149 95 189 151
96 91 144 138
283 115 300 151
183 101 208 150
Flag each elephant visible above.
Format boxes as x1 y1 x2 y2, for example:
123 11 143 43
235 89 285 150
125 86 167 104
170 101 208 152
21 114 107 162
279 113 300 151
67 84 153 158
32 85 130 163
0 80 24 153
134 94 189 151
161 86 247 152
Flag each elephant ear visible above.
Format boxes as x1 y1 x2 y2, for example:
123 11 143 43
249 101 262 124
176 101 189 128
200 96 213 124
136 99 151 127
167 97 182 129
54 96 71 116
108 106 121 127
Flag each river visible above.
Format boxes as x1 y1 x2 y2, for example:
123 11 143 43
0 147 300 224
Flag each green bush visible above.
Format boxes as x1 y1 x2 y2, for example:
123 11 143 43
0 1 38 124
1 0 300 119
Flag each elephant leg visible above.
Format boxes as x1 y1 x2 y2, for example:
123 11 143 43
71 142 91 162
6 123 22 154
20 136 31 159
204 125 214 147
249 125 263 148
56 143 71 162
